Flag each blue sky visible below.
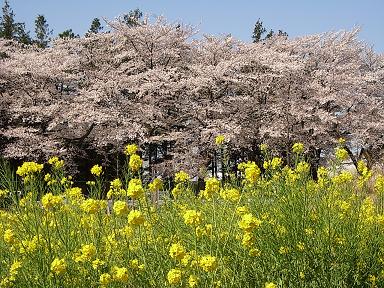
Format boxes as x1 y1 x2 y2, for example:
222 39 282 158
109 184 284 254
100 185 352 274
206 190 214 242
3 0 384 52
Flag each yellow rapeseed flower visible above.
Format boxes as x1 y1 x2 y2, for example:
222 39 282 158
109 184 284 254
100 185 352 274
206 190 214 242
188 275 199 287
148 178 163 192
368 274 377 286
239 161 261 184
48 156 64 169
99 273 112 285
128 210 144 226
20 236 39 254
295 161 310 174
265 282 277 288
296 242 305 251
127 179 145 199
242 232 255 247
181 253 192 267
375 175 384 194
304 228 314 235
125 144 138 156
338 137 346 145
9 260 22 279
249 248 261 257
172 183 184 198
200 177 220 200
129 154 143 172
113 200 129 216
110 178 122 190
175 171 190 184
236 206 249 215
169 243 186 260
90 164 103 177
220 188 240 202
359 197 375 224
357 160 372 188
335 147 349 161
317 166 328 179
107 186 122 199
183 210 202 226
263 157 283 171
41 193 63 210
215 135 225 146
167 268 182 285
271 157 283 169
65 187 83 200
44 173 51 182
51 258 66 275
332 171 353 185
0 189 9 198
292 142 304 154
113 266 129 282
16 161 44 178
74 244 97 263
199 255 218 272
120 225 134 238
86 180 95 186
239 213 262 232
4 229 16 245
80 199 105 214
129 259 145 271
259 143 268 153
92 258 105 270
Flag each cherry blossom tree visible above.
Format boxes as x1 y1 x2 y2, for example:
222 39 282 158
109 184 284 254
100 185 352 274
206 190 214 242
0 16 383 179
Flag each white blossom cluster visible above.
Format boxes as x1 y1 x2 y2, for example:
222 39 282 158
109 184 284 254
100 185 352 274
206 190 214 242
0 17 383 175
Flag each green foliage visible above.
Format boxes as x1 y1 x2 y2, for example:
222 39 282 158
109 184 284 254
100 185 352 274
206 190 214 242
0 0 31 44
86 18 103 36
252 19 266 43
252 18 288 43
122 8 143 27
0 157 20 205
0 0 16 40
34 14 52 48
58 29 79 39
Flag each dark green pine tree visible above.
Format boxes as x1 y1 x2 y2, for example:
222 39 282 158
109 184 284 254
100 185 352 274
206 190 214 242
252 19 288 42
0 0 15 39
14 22 31 44
86 18 103 36
264 29 288 40
0 0 31 43
34 14 52 48
122 8 143 27
252 19 266 43
265 29 274 40
58 29 78 39
277 29 288 37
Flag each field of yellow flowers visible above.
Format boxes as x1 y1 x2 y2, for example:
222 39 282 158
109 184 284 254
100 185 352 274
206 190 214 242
1 140 384 288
